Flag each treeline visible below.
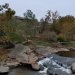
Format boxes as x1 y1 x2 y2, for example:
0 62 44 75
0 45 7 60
39 11 75 42
0 3 75 44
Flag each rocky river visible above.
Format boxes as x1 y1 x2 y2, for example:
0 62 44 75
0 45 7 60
1 44 75 75
1 52 75 75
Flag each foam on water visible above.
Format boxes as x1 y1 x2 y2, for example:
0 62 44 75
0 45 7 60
39 67 48 73
37 56 72 74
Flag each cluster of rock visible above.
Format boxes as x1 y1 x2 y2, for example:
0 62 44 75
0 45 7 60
8 44 39 70
0 43 74 73
36 46 69 56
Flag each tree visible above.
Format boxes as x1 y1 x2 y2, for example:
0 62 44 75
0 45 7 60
23 10 39 37
59 15 75 41
24 10 35 20
50 11 59 32
39 10 52 33
0 3 15 43
23 10 36 26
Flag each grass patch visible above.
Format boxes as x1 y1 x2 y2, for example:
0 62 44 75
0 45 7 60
35 41 51 46
11 33 25 42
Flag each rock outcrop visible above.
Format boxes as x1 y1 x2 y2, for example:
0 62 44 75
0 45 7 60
35 46 69 57
8 44 39 70
7 44 70 70
0 66 9 73
6 62 19 67
8 44 38 64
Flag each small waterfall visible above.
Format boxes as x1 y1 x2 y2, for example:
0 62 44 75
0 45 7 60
37 56 72 74
39 66 48 73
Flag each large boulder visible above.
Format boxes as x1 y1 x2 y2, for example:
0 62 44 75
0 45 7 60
72 62 75 73
35 46 69 57
8 44 38 64
35 46 51 56
31 63 40 70
9 44 32 58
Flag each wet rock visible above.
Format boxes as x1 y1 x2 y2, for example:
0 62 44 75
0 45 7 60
47 68 54 75
39 65 44 71
43 62 50 67
47 68 70 75
31 63 40 70
72 62 75 73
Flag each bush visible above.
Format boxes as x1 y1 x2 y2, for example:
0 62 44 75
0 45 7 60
57 34 66 42
41 31 57 42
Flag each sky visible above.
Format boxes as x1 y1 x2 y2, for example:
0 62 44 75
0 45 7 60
0 0 75 20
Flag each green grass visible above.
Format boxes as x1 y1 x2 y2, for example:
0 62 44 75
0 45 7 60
35 40 51 47
11 33 25 42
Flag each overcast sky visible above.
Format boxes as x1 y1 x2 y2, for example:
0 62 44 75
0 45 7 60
0 0 75 20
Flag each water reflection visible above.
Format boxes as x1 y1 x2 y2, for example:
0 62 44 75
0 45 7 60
8 66 42 75
56 50 75 58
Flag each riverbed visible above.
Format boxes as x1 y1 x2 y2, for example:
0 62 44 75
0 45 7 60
2 50 75 75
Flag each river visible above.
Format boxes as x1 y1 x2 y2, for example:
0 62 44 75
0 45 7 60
2 50 75 75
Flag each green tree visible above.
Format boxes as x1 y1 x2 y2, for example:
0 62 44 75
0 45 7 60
23 10 38 37
23 10 36 26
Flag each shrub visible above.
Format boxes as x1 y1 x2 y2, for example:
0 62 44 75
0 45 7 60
57 34 66 42
41 31 57 42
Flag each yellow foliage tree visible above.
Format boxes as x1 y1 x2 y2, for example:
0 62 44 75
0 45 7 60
0 3 15 43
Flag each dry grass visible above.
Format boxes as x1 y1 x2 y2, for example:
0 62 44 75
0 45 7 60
0 47 8 62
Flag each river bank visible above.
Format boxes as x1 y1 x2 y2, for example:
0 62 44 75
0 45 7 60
1 53 75 75
0 43 75 75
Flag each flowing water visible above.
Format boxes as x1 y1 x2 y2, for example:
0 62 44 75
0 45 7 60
2 50 75 75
